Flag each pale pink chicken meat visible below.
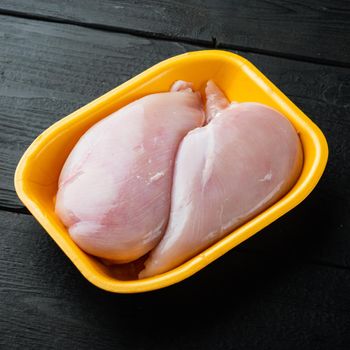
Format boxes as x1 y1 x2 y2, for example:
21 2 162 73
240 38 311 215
140 80 303 278
55 81 204 263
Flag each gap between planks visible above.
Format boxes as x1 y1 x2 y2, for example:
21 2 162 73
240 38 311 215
0 8 350 69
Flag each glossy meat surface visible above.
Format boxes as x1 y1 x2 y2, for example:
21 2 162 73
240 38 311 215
55 83 204 263
140 81 303 278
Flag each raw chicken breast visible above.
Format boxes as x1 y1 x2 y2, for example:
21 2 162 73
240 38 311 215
140 81 303 278
55 81 204 263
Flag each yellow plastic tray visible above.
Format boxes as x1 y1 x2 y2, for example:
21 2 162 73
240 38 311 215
15 50 328 293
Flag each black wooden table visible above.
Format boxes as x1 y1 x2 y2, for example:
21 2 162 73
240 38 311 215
1 1 350 349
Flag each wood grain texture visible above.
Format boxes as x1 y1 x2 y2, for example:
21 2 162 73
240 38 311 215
1 4 349 350
0 0 350 65
1 210 350 350
0 15 197 209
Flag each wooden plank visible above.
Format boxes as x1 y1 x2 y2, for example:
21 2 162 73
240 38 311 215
0 0 350 65
1 210 350 350
0 15 198 209
1 15 350 269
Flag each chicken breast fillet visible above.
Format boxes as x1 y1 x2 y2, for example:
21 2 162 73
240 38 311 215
55 82 204 263
140 81 303 278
